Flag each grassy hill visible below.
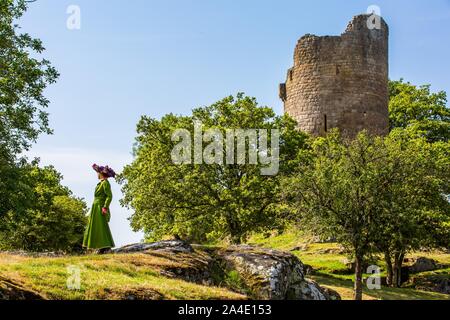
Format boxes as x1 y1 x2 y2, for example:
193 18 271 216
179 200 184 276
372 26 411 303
0 251 245 300
1 231 449 300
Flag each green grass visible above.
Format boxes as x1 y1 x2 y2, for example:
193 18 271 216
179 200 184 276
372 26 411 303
247 230 450 300
248 231 305 251
311 274 450 300
249 231 350 276
0 252 246 300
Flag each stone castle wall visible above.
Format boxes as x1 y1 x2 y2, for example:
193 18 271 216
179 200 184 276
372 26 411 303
279 14 389 137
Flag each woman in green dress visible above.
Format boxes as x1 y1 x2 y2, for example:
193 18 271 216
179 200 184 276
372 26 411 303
83 164 116 253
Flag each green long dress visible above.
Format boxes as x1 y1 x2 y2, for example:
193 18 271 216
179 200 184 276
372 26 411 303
83 179 115 249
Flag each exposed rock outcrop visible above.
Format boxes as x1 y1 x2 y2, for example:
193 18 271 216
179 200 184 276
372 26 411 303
218 245 330 300
408 257 439 274
97 287 164 300
321 287 342 300
0 276 44 300
408 274 450 295
114 241 212 285
112 241 339 300
113 240 194 254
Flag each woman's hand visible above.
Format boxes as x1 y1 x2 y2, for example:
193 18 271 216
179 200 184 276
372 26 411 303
102 207 108 215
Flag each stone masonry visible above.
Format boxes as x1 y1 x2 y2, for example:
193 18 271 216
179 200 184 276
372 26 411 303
279 14 389 137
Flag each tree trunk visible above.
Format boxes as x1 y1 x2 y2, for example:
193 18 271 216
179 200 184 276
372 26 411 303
384 251 393 287
392 251 405 287
353 254 364 300
397 252 405 287
392 257 399 287
229 223 241 244
226 213 241 244
231 234 241 244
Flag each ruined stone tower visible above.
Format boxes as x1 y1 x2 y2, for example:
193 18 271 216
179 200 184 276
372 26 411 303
279 14 389 137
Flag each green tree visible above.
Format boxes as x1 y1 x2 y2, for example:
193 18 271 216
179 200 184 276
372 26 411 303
389 79 449 142
374 130 450 287
0 162 88 252
386 79 450 285
0 148 35 218
0 0 59 218
119 94 307 244
284 130 450 299
0 0 58 153
283 131 387 300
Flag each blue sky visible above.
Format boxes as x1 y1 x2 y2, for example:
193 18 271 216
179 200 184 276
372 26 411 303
21 0 450 246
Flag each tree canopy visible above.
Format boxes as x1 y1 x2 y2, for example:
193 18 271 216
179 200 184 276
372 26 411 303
389 79 449 142
0 161 88 252
119 94 307 244
0 1 86 253
283 129 450 299
0 0 59 218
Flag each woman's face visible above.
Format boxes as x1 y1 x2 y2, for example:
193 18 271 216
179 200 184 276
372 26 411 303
98 172 106 180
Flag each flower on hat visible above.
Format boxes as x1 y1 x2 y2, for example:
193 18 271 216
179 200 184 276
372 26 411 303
92 163 116 178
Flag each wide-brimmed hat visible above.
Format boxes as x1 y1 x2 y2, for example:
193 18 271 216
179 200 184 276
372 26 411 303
92 163 116 178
